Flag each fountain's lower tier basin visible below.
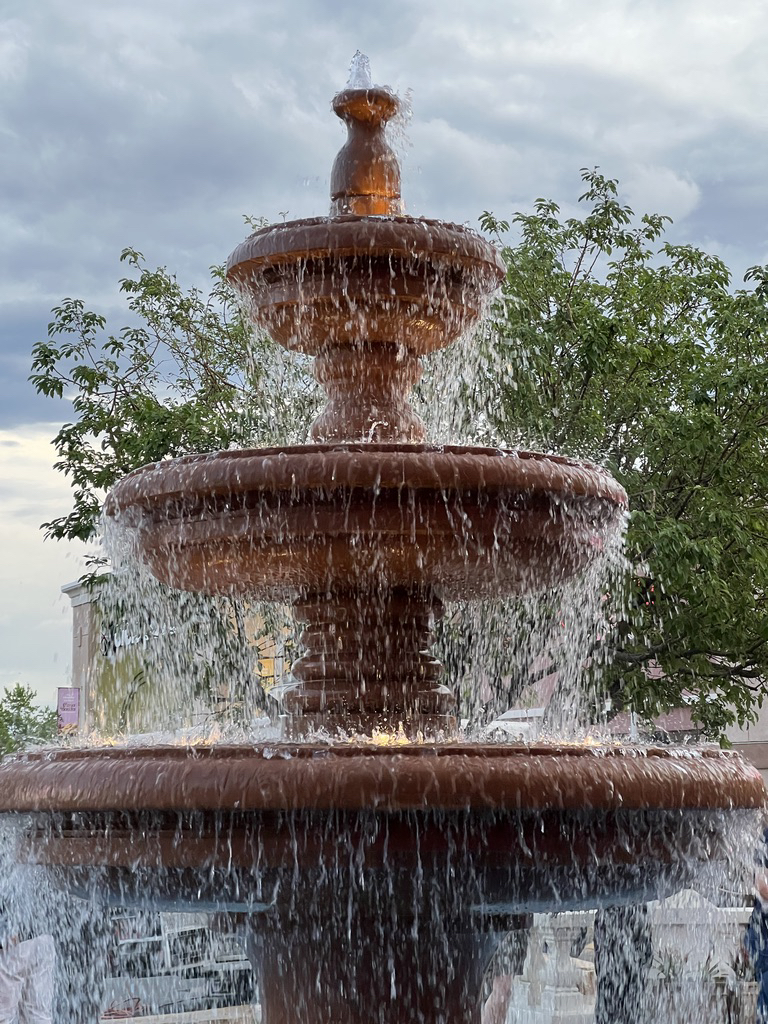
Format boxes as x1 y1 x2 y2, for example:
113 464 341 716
104 444 627 597
1 743 762 914
21 806 756 916
2 744 762 1024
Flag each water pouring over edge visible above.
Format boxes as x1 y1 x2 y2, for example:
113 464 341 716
0 55 764 1024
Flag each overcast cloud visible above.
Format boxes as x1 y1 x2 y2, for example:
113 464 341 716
1 0 767 705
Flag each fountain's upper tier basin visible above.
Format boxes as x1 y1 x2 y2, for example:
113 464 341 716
225 215 506 354
105 443 627 598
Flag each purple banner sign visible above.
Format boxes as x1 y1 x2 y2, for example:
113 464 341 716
57 687 80 731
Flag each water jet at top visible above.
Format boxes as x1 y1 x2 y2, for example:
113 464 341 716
0 58 764 1024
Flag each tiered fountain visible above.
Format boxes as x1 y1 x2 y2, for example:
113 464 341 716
0 63 764 1023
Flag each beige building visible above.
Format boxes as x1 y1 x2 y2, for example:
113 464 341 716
61 580 99 732
62 581 289 734
62 579 159 733
728 718 768 786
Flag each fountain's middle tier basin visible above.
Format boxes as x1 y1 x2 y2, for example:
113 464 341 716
0 743 764 914
105 444 627 597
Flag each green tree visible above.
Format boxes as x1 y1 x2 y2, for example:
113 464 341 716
0 684 58 755
31 247 313 724
31 182 768 737
31 246 317 546
478 169 768 735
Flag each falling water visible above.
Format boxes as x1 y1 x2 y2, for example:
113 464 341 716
0 783 760 1020
0 54 764 1024
347 50 372 90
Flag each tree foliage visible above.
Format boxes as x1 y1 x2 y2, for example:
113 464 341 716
31 178 768 736
30 247 314 723
0 684 58 755
479 169 768 734
31 246 317 546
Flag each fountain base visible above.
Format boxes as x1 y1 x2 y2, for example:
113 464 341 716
1 742 762 1023
251 902 498 1024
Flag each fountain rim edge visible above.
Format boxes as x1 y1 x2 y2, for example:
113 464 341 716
104 443 629 514
0 742 763 814
225 214 506 276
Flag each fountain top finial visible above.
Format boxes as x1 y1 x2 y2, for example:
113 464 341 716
329 55 402 216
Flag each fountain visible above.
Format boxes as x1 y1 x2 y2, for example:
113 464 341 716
0 61 764 1023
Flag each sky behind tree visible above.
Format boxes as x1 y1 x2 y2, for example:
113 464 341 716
1 0 767 704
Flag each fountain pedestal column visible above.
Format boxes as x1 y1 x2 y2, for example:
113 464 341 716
285 588 453 738
330 85 402 217
311 343 426 444
250 905 497 1024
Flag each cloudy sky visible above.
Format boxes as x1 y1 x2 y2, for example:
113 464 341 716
1 0 767 707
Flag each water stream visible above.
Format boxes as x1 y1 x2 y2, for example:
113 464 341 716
0 56 764 1024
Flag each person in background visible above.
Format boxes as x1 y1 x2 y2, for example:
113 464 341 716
481 917 532 1024
0 904 56 1024
744 867 768 1023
